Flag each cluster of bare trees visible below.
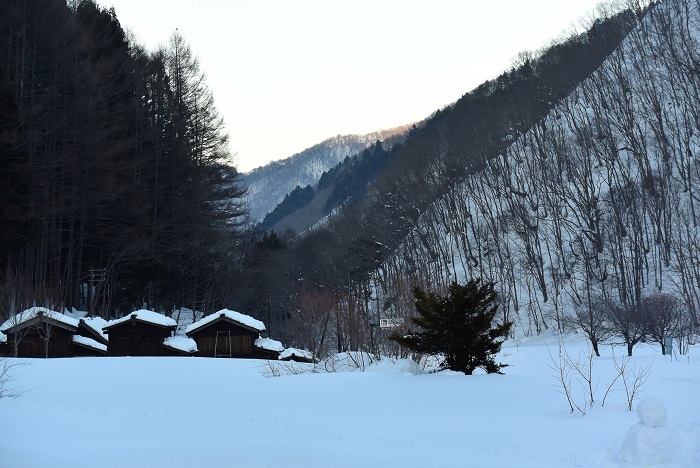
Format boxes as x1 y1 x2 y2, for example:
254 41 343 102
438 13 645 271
0 1 246 320
368 0 698 352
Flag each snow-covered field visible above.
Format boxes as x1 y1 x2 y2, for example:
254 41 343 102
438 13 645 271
1 336 697 467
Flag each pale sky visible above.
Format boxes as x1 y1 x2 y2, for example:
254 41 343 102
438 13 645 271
104 1 606 172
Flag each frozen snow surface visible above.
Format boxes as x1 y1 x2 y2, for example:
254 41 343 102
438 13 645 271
1 337 698 467
186 308 265 334
105 309 177 329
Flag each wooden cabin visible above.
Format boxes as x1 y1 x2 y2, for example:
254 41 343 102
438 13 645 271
186 309 268 358
0 307 79 358
103 310 177 357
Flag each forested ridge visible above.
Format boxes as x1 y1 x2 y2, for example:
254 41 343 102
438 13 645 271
233 3 655 353
385 0 700 347
243 126 413 223
0 0 246 318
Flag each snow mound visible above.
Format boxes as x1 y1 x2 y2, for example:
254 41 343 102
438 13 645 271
619 398 676 465
279 348 313 361
365 358 423 375
637 397 667 428
163 336 198 353
254 337 284 352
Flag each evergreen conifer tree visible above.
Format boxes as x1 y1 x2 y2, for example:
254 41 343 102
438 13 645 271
390 279 512 374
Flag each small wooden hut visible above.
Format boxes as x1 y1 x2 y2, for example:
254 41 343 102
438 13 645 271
0 307 79 358
103 310 177 356
253 337 284 360
186 309 268 358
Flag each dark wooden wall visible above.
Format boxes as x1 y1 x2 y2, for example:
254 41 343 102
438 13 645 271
106 322 171 356
8 327 74 358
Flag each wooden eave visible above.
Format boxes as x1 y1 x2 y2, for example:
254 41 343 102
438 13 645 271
73 339 108 354
3 315 78 334
103 315 177 334
162 343 195 355
77 320 109 345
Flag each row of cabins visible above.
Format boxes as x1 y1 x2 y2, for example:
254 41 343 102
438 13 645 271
0 307 313 362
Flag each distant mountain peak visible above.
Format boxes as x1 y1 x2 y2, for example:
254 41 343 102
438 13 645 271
242 124 414 221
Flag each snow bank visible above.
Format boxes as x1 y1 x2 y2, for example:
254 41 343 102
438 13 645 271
254 337 284 352
366 358 424 375
105 310 177 329
185 309 265 334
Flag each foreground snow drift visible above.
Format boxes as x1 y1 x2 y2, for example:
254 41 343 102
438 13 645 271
0 337 697 467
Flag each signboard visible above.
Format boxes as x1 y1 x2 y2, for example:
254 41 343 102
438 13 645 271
663 337 673 356
380 318 404 330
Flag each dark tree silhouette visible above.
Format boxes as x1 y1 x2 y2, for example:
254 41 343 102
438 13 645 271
390 279 512 375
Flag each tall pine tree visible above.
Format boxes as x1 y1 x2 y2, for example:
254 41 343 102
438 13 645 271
390 279 512 374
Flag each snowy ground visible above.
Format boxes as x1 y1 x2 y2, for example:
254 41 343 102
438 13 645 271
0 335 697 467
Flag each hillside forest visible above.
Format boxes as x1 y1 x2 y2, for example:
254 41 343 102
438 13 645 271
1 0 699 361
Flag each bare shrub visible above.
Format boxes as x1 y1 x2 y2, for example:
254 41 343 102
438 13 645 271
0 358 27 399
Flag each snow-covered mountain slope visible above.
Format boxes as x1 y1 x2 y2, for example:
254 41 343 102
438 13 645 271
383 0 700 334
242 126 413 221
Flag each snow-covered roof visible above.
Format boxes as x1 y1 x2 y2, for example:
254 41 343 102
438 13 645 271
163 336 198 354
79 317 109 343
279 348 313 361
0 331 6 344
72 335 107 353
186 309 265 335
0 307 80 333
104 310 177 330
254 337 284 353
